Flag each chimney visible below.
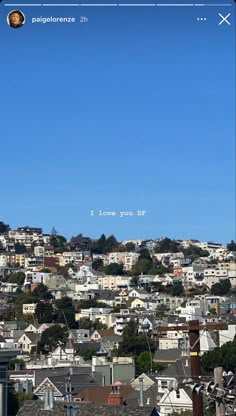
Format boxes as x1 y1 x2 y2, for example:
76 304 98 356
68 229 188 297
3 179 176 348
139 377 144 407
44 387 54 410
107 385 123 406
48 387 54 409
64 404 79 416
44 388 50 410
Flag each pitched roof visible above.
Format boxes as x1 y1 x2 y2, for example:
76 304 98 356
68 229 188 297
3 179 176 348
153 349 182 363
77 384 135 404
158 358 191 380
17 401 160 416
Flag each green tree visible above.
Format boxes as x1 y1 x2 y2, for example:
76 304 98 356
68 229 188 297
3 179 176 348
183 245 209 259
172 281 184 296
0 221 10 234
79 347 97 361
38 324 68 353
118 321 155 356
50 234 67 249
32 283 53 300
118 242 136 253
136 351 165 376
155 265 168 276
103 263 124 276
227 240 236 251
7 272 25 285
211 279 231 296
35 302 54 323
139 249 152 261
202 335 236 373
155 238 180 253
79 318 107 330
55 296 77 329
130 259 153 276
92 258 104 271
8 358 26 371
14 243 27 254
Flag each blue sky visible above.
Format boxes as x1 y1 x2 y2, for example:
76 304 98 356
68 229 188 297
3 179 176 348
0 1 235 243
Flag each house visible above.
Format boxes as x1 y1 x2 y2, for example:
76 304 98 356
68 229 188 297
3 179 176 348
33 371 103 401
129 289 149 300
23 303 37 315
131 298 145 310
92 355 135 385
17 333 39 353
17 401 160 416
76 383 135 404
25 323 39 333
158 388 192 415
90 329 122 351
37 323 64 335
131 373 156 392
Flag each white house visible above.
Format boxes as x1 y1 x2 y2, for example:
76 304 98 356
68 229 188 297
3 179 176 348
159 388 192 415
23 304 37 315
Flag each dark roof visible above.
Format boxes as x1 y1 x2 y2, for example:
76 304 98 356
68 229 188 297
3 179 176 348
17 401 159 416
153 349 181 363
158 358 191 380
167 315 186 324
126 384 160 408
34 367 96 387
37 373 103 396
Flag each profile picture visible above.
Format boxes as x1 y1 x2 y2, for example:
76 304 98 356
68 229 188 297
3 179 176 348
7 10 25 28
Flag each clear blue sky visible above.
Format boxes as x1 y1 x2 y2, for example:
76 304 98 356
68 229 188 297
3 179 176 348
0 1 235 243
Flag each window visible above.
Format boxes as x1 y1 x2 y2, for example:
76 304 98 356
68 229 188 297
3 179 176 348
161 381 168 389
176 391 180 399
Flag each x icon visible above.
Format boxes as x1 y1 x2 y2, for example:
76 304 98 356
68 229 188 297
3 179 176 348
218 13 231 25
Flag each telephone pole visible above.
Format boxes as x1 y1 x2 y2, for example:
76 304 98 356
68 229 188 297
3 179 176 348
157 319 227 416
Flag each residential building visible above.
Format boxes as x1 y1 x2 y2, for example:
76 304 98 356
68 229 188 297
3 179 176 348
23 304 37 315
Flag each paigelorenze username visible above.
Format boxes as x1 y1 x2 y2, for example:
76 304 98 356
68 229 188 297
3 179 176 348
32 16 76 23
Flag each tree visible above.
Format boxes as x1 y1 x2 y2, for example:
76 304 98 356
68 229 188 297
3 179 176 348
211 279 231 296
103 263 124 276
202 335 236 373
91 234 119 254
0 221 10 234
51 226 58 235
50 234 67 249
183 245 209 259
92 258 104 271
139 249 152 261
130 259 153 276
118 321 155 357
38 325 68 353
79 347 97 361
35 302 54 323
155 238 180 253
14 243 27 254
155 265 168 276
172 281 184 296
136 351 165 376
55 296 77 329
79 318 107 330
123 242 136 252
8 358 25 371
227 240 236 251
7 272 25 285
32 283 53 301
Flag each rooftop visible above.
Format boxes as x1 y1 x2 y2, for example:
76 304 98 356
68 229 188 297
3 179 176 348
17 401 159 416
